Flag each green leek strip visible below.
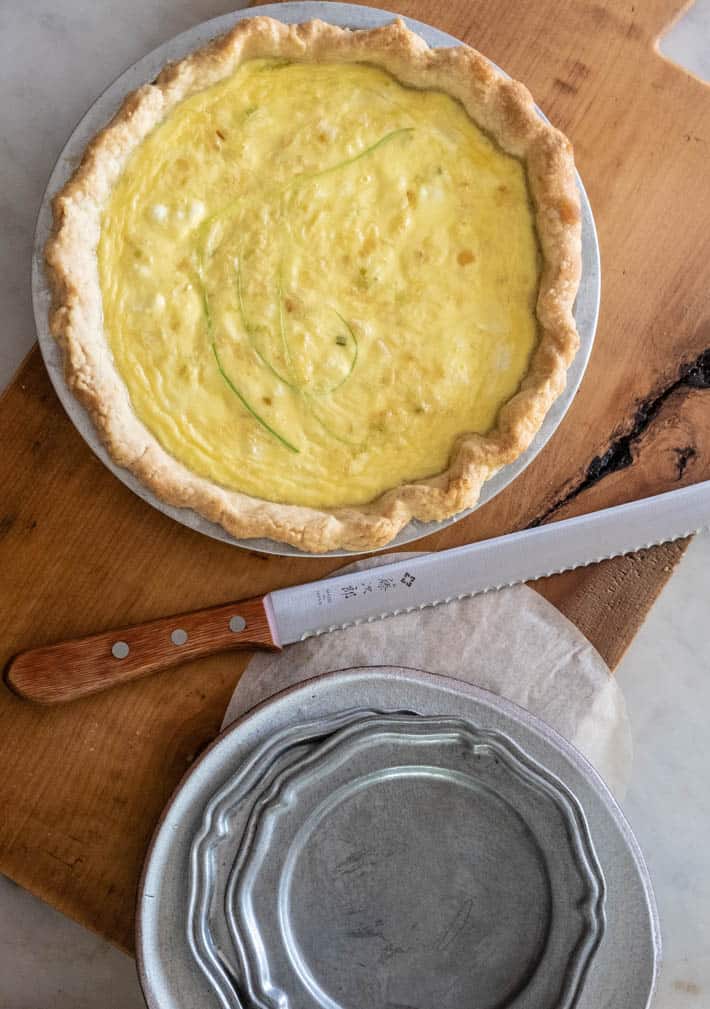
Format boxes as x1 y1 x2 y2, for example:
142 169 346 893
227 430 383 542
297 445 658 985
210 342 300 453
235 261 298 388
200 281 213 331
273 291 363 445
214 273 362 450
300 313 363 447
308 310 359 396
201 281 299 453
289 127 415 187
197 128 415 262
237 262 358 398
238 269 363 447
203 183 371 450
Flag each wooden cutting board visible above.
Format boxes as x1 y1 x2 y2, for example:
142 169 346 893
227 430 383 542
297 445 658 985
1 0 708 955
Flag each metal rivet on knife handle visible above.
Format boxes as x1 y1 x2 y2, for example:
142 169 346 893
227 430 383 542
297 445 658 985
3 596 279 704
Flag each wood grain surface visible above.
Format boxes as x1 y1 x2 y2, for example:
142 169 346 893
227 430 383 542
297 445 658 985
1 0 708 953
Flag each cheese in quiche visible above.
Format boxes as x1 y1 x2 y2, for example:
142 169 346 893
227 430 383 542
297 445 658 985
98 59 539 508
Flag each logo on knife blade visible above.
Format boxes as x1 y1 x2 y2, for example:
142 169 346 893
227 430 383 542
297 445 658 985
400 572 416 587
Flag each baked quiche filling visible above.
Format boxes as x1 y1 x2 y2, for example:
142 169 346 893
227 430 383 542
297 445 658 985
98 59 540 508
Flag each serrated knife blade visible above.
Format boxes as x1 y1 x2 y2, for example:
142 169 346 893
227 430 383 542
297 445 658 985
6 481 709 704
269 480 710 643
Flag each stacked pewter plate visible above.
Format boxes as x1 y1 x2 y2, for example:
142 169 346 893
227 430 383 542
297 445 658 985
137 668 659 1009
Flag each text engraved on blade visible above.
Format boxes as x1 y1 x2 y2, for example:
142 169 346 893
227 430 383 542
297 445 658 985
313 572 419 608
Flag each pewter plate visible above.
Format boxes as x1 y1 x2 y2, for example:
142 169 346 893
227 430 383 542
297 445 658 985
32 2 601 557
186 710 604 1009
137 668 659 1009
227 715 604 1009
188 708 385 1007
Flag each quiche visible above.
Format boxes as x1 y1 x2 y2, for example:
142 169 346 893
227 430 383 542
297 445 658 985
46 17 581 552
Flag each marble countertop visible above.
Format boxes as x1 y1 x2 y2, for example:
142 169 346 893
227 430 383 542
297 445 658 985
1 2 709 1006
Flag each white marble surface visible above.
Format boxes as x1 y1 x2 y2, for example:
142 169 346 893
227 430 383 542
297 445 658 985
1 2 709 1007
617 532 710 1007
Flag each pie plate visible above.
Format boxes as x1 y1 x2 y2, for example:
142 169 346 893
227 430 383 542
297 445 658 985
137 668 659 1009
32 2 601 558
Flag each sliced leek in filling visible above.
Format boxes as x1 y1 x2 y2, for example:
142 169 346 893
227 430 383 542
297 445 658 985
98 59 539 508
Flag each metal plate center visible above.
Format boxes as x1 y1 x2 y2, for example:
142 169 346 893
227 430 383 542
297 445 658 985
280 768 551 1009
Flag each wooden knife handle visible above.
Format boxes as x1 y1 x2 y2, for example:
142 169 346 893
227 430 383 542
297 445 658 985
4 596 280 705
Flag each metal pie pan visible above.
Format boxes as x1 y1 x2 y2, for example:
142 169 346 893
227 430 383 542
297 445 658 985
32 2 601 558
137 667 659 1009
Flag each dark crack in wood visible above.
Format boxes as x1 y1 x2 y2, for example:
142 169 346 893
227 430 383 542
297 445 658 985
530 347 710 526
673 446 697 480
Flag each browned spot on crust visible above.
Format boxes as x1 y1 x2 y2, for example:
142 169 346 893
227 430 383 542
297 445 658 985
457 250 475 266
559 197 581 225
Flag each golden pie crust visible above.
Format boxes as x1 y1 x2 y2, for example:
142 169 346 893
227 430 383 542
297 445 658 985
46 17 581 552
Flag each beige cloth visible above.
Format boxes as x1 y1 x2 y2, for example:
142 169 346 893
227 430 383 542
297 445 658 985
223 554 632 798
